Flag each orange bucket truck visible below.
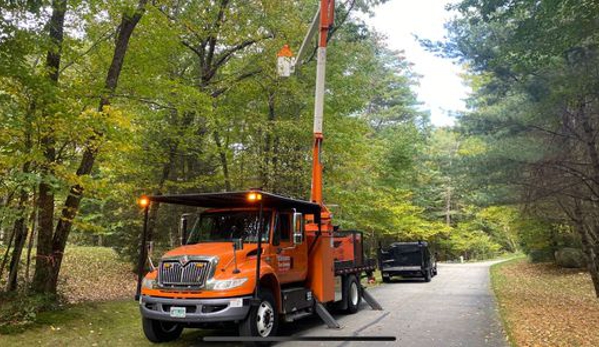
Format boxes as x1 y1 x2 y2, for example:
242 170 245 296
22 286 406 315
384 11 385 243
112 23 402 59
135 192 380 343
135 0 382 343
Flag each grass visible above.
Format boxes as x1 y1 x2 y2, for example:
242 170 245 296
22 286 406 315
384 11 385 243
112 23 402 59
0 300 217 346
0 246 230 345
0 247 137 334
491 258 599 347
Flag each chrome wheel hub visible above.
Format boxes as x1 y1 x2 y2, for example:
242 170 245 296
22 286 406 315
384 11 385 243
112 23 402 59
256 301 275 337
350 281 359 306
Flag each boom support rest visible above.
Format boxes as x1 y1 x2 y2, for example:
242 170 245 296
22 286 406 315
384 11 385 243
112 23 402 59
361 287 383 311
314 301 341 329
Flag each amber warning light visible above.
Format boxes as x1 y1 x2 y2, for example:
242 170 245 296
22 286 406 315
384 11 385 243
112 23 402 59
247 192 262 202
138 196 150 208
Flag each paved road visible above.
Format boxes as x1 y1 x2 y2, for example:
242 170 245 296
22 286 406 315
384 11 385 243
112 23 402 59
191 261 508 347
278 261 508 347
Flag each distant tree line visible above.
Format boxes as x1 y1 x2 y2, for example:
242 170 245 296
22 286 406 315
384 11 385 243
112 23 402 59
430 0 599 297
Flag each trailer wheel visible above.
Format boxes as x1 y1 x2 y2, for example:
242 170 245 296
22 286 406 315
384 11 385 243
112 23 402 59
345 275 362 314
239 289 278 346
142 318 183 343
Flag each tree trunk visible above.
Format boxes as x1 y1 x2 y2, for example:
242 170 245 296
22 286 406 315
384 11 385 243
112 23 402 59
0 224 16 281
25 201 37 285
32 180 57 293
32 0 148 294
261 92 275 189
31 0 65 295
570 202 599 298
146 139 179 247
213 129 231 191
7 189 29 291
445 185 451 226
0 193 13 245
581 227 599 298
575 103 599 297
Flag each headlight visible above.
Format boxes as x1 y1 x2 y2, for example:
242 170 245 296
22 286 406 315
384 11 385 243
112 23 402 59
206 278 248 290
142 277 156 289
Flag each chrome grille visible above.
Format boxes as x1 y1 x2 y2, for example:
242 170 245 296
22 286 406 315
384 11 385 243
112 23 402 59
159 260 209 287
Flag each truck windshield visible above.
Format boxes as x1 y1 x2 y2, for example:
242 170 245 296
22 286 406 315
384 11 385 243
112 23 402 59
186 211 271 244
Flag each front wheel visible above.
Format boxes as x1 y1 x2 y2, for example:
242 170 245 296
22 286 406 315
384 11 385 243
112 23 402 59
142 318 183 343
424 269 431 282
239 289 278 346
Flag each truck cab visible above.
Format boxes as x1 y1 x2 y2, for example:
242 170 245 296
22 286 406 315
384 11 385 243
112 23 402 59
137 191 378 344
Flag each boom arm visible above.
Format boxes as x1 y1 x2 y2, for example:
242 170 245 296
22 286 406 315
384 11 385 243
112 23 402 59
310 0 334 205
281 1 334 205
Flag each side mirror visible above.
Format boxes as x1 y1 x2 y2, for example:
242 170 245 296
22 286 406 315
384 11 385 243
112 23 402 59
180 214 189 245
292 212 304 245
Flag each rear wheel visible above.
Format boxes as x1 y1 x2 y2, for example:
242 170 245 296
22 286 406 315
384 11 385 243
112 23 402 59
239 289 278 346
142 318 183 343
345 275 362 314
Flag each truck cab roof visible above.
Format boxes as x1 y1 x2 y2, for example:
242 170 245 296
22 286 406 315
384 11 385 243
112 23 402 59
148 190 322 222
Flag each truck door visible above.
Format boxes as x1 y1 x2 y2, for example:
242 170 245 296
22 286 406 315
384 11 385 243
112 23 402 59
274 212 307 284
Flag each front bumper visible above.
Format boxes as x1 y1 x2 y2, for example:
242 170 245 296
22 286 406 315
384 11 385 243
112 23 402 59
140 295 251 323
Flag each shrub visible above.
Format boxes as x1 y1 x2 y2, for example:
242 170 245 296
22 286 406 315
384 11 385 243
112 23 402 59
0 292 60 334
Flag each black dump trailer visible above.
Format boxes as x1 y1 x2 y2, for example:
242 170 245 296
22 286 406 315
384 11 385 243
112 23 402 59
378 241 437 282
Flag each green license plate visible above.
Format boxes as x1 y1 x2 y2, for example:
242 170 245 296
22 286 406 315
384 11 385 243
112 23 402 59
169 307 186 318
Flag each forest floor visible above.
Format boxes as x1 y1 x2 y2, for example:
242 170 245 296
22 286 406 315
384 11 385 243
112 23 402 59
0 246 136 304
0 247 136 334
0 246 224 346
491 258 599 347
56 247 137 304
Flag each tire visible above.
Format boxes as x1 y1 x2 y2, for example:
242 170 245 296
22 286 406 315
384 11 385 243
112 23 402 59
239 289 278 346
142 318 183 343
382 272 391 283
345 275 362 314
424 269 431 282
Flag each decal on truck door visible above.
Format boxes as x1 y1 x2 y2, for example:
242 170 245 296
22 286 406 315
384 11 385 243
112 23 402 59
277 255 291 272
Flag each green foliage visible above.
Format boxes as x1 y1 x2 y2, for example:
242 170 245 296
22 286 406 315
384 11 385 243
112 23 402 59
435 0 599 301
0 0 526 288
0 292 58 334
446 227 502 261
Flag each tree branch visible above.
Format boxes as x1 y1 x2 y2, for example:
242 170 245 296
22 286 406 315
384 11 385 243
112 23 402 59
210 68 263 98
